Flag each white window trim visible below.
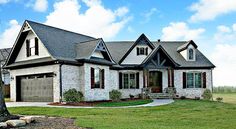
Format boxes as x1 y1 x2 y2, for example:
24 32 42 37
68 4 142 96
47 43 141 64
122 73 137 89
186 72 203 89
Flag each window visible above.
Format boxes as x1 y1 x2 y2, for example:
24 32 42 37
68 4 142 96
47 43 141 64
188 48 194 60
26 37 38 57
186 72 202 88
91 67 105 89
137 47 148 55
120 73 139 89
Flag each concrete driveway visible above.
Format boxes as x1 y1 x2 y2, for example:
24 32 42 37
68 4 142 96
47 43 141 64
6 99 174 108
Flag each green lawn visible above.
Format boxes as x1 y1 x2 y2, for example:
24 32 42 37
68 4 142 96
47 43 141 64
95 99 153 107
8 100 236 129
213 93 236 104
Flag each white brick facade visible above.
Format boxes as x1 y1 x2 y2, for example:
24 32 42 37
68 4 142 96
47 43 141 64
174 69 213 98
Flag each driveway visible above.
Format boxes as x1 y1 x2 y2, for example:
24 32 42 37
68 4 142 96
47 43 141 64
6 99 174 108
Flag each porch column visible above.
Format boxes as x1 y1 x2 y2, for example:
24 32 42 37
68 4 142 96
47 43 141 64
143 69 149 88
168 68 174 87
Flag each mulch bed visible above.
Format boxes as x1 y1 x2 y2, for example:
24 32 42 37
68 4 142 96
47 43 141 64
48 98 142 106
12 117 91 129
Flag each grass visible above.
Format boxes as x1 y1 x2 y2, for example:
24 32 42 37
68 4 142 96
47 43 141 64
95 99 153 107
213 93 236 104
8 100 236 129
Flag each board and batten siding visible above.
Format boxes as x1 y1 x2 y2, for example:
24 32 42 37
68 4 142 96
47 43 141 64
121 44 152 64
15 31 51 62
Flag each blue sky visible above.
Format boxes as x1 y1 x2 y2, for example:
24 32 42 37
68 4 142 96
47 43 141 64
0 0 236 86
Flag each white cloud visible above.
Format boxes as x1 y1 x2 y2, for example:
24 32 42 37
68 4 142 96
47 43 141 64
141 8 157 23
0 20 21 48
217 25 231 33
0 0 10 4
211 44 236 86
211 23 236 86
189 0 236 22
233 24 236 31
45 0 130 39
161 22 205 40
33 0 48 12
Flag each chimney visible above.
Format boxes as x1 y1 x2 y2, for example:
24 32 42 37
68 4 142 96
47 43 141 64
157 39 161 42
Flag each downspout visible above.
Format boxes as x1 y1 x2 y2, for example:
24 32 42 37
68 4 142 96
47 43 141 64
59 63 63 102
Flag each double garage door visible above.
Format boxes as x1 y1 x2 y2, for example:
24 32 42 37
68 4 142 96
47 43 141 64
19 73 53 102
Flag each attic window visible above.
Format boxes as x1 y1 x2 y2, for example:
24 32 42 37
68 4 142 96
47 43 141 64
26 37 39 57
188 48 194 61
137 47 148 55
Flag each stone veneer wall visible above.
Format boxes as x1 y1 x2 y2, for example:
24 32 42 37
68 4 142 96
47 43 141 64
174 69 213 98
9 64 61 102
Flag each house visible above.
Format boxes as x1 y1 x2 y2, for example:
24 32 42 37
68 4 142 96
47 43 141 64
0 48 11 86
4 20 215 102
0 48 11 97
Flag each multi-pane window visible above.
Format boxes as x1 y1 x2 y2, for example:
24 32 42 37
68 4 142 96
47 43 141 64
26 37 38 57
94 68 101 88
186 72 202 88
91 67 105 89
29 38 36 56
188 48 194 60
137 47 148 55
120 73 139 89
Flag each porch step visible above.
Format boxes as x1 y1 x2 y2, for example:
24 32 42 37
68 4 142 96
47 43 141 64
149 93 171 99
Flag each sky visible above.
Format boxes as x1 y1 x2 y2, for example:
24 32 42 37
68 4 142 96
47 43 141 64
0 0 236 86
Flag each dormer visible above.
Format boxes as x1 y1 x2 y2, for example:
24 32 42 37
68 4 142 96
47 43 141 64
177 40 197 61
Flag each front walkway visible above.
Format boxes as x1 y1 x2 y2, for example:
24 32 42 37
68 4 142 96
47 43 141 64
6 99 174 108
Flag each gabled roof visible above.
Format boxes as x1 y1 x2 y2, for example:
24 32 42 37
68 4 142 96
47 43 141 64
177 40 198 52
0 48 11 62
118 34 155 64
5 20 96 66
141 45 180 67
76 39 100 59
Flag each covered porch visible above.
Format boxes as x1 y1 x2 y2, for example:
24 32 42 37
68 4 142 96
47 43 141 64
140 45 178 97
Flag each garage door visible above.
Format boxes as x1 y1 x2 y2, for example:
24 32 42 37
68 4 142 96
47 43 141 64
20 73 53 102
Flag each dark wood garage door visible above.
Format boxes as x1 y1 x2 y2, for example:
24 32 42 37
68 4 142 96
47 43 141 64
20 74 53 102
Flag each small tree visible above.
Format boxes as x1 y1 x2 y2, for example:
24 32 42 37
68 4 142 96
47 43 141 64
63 89 83 103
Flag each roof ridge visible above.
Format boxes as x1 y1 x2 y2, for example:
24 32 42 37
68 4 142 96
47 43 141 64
79 38 100 44
26 20 96 40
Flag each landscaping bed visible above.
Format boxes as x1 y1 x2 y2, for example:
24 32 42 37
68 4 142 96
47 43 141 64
48 99 153 107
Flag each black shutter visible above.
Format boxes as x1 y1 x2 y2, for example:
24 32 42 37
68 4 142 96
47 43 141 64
91 67 95 89
136 72 139 89
183 72 186 89
145 47 148 55
35 37 39 55
137 47 140 55
119 72 123 89
101 69 105 89
26 40 30 57
203 72 206 88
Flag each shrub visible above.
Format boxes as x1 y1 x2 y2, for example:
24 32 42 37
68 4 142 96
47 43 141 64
129 94 135 99
216 97 223 102
109 90 122 101
180 96 186 99
202 89 212 100
63 88 83 103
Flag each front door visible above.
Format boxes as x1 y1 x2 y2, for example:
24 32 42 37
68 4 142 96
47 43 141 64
148 71 162 93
